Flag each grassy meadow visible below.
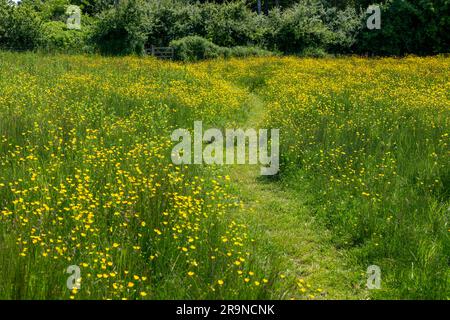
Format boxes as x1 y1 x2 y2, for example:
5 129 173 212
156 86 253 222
0 52 449 299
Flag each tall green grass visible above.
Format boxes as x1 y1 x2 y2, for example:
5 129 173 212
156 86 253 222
258 56 450 299
0 52 277 299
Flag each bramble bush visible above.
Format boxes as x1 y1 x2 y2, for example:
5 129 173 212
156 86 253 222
170 36 225 61
145 1 263 48
356 0 450 55
0 0 43 50
202 1 264 47
40 20 93 53
146 0 206 47
91 0 151 55
266 2 332 54
170 36 274 61
1 0 448 59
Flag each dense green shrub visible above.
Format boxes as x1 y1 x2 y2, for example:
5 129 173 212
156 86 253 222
0 0 12 47
0 0 43 50
299 46 329 57
91 0 150 55
146 0 206 47
229 45 274 57
170 36 225 61
356 0 450 55
146 1 263 48
202 1 264 47
1 0 448 56
70 0 115 16
40 21 93 53
323 5 362 53
170 36 274 61
267 1 332 54
38 0 70 21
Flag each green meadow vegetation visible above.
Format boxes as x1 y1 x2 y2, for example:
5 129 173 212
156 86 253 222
0 0 449 304
0 52 449 299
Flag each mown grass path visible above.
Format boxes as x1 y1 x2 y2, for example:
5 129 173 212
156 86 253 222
226 93 367 299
